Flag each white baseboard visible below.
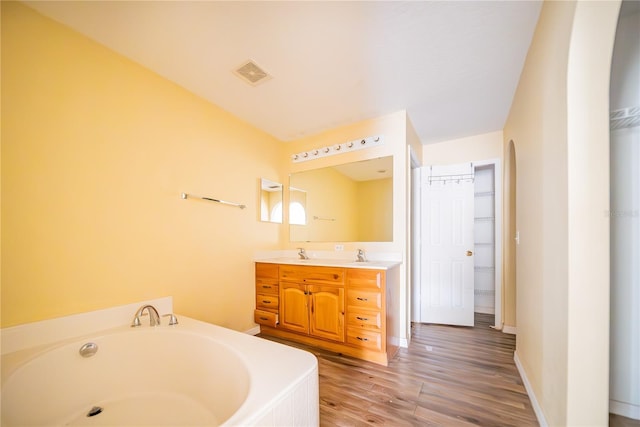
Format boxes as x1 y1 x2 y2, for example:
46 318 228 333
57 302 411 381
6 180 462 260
502 325 517 335
610 399 640 420
514 351 548 427
474 307 495 315
245 326 261 336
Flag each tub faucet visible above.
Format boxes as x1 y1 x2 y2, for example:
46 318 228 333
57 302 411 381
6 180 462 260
297 248 309 260
131 305 161 327
356 249 367 262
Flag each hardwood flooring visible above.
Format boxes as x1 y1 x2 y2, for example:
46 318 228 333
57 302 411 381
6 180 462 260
611 414 640 427
260 313 539 426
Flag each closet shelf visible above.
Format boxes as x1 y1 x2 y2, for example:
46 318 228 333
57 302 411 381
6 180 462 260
610 106 640 130
474 216 495 222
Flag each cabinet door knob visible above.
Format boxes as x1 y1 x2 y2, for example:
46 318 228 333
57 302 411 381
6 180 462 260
356 316 369 321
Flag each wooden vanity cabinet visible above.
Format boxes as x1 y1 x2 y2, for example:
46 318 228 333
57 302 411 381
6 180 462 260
279 266 345 343
257 262 397 366
346 269 385 353
254 263 280 328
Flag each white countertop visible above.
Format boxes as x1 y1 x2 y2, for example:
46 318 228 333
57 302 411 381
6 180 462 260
255 257 401 270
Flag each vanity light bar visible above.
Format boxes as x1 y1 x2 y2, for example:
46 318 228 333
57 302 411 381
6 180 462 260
291 135 384 163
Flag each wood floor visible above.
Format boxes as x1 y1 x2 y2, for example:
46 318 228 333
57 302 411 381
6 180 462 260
611 413 640 427
260 313 539 426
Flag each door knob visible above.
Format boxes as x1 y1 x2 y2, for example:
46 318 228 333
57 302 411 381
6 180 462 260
466 250 474 256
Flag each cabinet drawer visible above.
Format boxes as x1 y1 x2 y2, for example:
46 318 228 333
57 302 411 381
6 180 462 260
347 309 381 329
347 327 382 352
347 289 382 310
280 265 344 285
256 263 279 280
256 282 279 295
254 310 278 327
256 293 279 311
347 269 384 289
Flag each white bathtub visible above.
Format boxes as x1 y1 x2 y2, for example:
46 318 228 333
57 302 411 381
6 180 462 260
1 315 319 426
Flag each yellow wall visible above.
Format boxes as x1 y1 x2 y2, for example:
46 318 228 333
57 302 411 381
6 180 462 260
1 2 283 329
289 167 358 242
504 141 517 330
504 3 574 424
503 0 619 424
422 130 503 165
260 186 283 223
356 178 393 242
565 2 618 424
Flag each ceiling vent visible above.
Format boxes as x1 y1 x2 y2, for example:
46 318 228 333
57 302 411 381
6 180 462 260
234 60 272 86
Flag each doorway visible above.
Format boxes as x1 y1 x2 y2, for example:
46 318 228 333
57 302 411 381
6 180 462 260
609 0 639 420
412 159 503 328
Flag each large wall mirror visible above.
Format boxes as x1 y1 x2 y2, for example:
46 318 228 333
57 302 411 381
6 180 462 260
289 156 393 242
260 178 283 223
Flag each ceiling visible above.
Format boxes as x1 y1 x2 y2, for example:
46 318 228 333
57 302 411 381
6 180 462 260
25 1 542 144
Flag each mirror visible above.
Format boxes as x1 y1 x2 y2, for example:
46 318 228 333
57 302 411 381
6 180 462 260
260 178 283 223
289 156 393 242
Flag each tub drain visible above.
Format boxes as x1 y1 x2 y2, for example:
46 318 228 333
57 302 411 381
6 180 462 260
86 406 103 417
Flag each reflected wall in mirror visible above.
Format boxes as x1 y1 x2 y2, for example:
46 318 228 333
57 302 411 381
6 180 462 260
260 178 283 223
290 156 393 242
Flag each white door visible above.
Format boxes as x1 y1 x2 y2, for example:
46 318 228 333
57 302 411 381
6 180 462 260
420 163 475 326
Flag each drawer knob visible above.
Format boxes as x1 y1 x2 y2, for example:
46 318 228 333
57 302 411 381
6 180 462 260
356 336 369 342
356 316 369 321
356 297 368 301
262 285 272 289
259 317 269 321
262 300 272 304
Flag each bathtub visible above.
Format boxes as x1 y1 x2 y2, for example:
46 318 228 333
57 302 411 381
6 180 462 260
1 313 319 426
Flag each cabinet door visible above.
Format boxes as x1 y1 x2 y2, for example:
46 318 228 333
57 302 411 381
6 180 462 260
280 283 309 334
309 285 345 342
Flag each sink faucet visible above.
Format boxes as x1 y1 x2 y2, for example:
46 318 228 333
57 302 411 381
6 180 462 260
297 247 309 260
356 249 367 262
131 304 161 327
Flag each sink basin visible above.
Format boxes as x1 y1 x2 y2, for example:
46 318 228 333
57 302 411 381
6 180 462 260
255 257 401 270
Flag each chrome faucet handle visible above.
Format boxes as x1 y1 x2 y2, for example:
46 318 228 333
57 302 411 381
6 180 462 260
131 304 161 327
297 247 309 259
356 249 367 262
162 313 179 326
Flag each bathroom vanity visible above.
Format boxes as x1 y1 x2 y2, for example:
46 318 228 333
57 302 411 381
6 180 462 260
254 259 401 366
